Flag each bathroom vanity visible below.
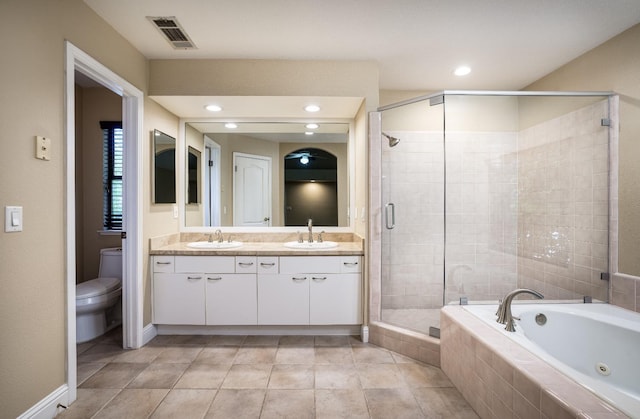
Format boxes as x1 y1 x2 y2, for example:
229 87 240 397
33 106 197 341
149 233 364 333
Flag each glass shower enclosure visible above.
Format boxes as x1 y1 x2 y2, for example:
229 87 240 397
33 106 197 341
373 91 613 336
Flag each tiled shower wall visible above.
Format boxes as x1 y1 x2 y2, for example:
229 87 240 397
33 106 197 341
380 100 611 309
517 100 610 301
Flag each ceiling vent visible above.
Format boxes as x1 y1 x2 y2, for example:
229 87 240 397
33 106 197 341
147 16 196 49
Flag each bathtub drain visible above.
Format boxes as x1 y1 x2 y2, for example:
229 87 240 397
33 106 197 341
535 313 547 325
596 362 611 376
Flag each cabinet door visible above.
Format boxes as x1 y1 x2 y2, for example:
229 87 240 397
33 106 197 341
258 274 309 325
310 274 362 325
206 274 257 325
153 273 205 325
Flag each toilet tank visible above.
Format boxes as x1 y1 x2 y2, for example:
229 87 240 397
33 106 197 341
99 247 123 279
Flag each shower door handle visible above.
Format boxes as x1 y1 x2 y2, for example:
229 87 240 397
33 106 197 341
385 203 395 229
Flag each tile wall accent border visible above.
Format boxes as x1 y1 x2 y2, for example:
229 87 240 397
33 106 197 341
611 272 640 313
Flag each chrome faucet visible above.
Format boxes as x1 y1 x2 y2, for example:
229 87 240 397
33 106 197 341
214 229 224 243
307 219 313 243
496 288 544 332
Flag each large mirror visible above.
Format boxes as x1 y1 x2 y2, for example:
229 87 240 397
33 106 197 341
152 129 176 204
183 121 350 227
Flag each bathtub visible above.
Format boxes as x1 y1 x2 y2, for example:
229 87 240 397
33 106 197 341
463 303 640 417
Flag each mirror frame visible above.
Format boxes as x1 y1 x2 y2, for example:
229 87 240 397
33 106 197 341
178 117 356 232
152 129 177 204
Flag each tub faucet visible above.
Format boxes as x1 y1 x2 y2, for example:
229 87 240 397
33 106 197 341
496 288 544 332
307 219 314 243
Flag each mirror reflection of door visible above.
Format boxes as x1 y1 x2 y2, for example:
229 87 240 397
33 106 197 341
187 146 200 204
233 152 272 226
284 148 338 226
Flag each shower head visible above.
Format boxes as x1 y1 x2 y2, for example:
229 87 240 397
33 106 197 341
382 132 400 147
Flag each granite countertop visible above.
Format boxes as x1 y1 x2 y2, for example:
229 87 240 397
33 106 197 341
149 232 365 256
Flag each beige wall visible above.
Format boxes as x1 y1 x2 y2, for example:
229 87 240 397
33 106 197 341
0 1 149 416
525 23 640 276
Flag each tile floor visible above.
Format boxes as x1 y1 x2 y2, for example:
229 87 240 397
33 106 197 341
59 328 478 418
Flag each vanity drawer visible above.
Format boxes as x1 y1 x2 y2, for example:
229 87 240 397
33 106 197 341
340 257 361 273
153 256 175 273
236 256 257 273
257 257 279 274
279 256 341 273
175 256 235 273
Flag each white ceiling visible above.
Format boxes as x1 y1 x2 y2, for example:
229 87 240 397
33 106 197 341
84 0 640 91
83 0 640 120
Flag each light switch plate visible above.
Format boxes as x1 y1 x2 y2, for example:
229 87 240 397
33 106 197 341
5 206 23 232
36 136 51 161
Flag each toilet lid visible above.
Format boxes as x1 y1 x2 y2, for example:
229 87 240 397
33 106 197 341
76 277 121 299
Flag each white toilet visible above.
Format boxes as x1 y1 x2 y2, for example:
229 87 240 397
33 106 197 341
76 247 123 343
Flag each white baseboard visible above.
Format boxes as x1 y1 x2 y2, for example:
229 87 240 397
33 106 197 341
17 384 69 419
142 323 158 346
156 324 362 336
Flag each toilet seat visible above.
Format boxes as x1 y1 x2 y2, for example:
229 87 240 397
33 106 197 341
77 277 121 299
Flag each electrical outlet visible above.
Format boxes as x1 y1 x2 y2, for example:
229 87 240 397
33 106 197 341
36 136 51 161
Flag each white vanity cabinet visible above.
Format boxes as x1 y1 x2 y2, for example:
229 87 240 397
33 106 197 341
257 256 362 325
152 255 258 325
152 254 362 327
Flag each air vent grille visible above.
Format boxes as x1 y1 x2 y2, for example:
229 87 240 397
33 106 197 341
147 16 196 50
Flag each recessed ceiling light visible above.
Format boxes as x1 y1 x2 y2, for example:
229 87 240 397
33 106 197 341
305 132 314 136
454 66 471 76
225 122 238 129
306 123 319 129
205 104 222 112
304 105 320 113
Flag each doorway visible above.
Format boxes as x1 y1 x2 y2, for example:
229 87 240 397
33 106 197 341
65 42 144 404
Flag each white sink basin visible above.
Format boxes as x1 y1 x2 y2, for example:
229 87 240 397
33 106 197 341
283 241 339 250
187 241 243 249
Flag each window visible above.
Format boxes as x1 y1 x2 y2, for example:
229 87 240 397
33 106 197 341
101 121 123 230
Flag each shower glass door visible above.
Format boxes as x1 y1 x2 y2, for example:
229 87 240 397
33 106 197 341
443 93 611 305
380 96 445 334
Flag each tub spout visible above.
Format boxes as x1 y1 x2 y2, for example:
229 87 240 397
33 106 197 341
496 288 544 332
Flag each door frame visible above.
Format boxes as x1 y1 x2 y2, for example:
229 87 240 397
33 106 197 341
204 135 221 226
64 42 144 403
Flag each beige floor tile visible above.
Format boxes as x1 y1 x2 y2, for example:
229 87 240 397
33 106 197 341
315 364 361 389
205 389 265 419
149 389 217 418
92 388 168 419
208 335 246 346
56 388 119 419
314 347 354 364
80 363 148 389
413 387 480 418
195 347 238 364
268 364 314 389
261 389 314 419
397 362 453 388
279 335 315 347
154 346 203 363
221 364 272 388
77 343 126 363
77 341 95 355
126 362 189 389
275 346 315 364
356 363 406 389
352 346 396 363
174 363 230 389
234 346 277 364
315 389 370 419
364 388 425 419
243 335 280 346
112 346 165 363
77 362 107 386
315 335 350 347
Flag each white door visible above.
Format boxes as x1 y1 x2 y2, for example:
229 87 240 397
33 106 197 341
233 152 272 226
